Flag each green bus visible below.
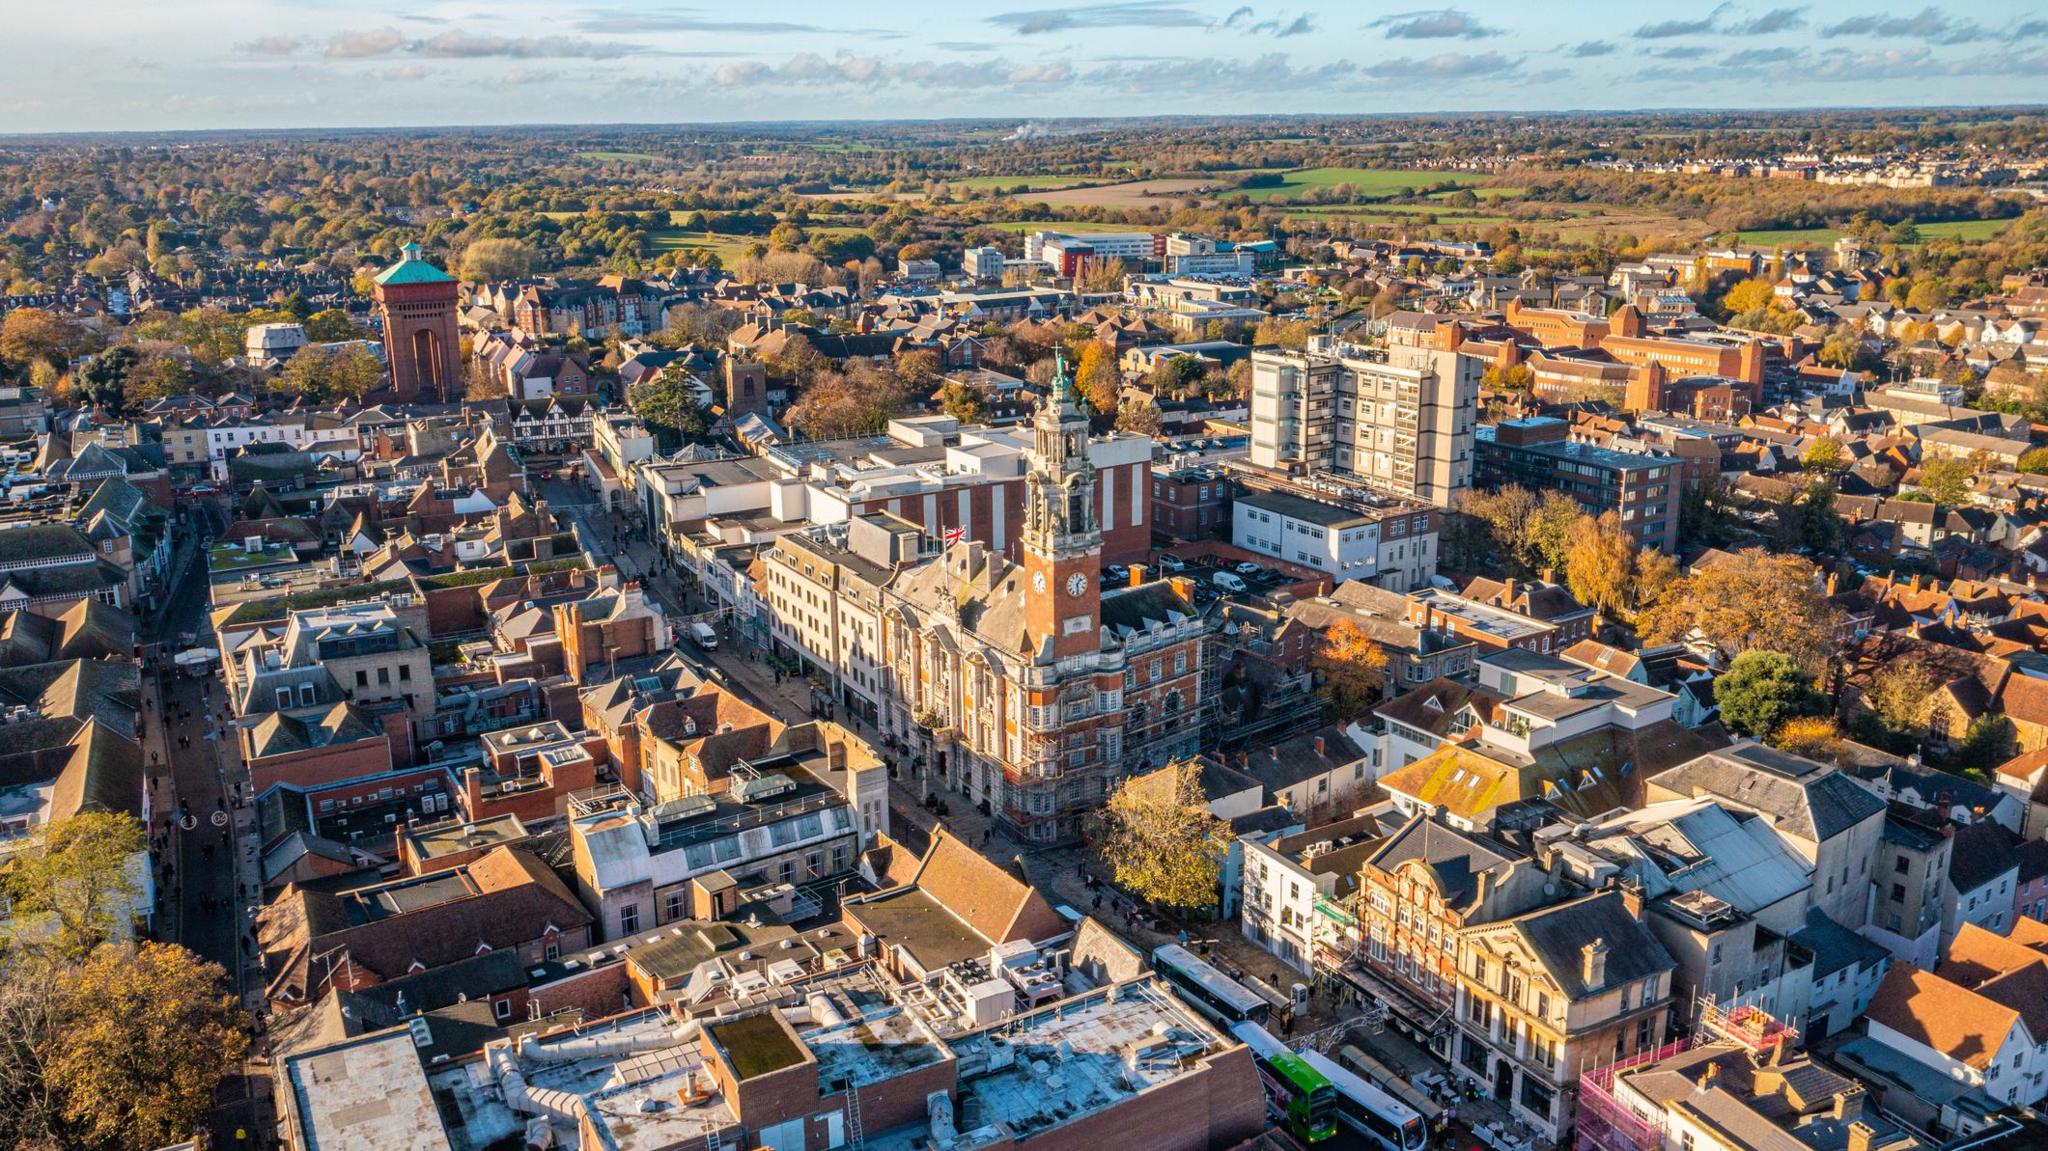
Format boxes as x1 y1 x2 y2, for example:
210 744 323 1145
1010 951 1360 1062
1232 1020 1339 1143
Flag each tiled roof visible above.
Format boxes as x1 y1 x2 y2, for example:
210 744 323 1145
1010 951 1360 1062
909 828 1065 946
1867 965 2023 1070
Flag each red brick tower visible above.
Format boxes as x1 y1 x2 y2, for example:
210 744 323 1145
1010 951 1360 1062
373 242 460 403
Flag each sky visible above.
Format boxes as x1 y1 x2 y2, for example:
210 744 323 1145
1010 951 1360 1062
7 1 2048 133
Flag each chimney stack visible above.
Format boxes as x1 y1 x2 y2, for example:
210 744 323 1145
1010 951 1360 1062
1582 938 1609 988
1130 563 1147 588
1620 883 1644 919
1847 1123 1875 1151
1503 577 1519 605
1834 1087 1866 1124
1314 736 1326 758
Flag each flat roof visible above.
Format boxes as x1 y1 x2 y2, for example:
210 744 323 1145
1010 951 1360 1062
1411 587 1551 641
932 980 1229 1144
1236 488 1371 528
709 1013 807 1079
286 1028 452 1151
434 1010 734 1151
848 886 988 972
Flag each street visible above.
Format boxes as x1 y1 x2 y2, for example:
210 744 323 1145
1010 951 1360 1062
143 494 270 1146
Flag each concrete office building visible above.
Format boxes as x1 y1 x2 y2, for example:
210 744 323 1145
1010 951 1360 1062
1249 316 1481 508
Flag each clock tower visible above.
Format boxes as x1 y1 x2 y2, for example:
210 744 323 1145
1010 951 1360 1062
1023 351 1103 660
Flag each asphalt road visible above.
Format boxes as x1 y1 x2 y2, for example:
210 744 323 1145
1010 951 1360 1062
145 496 273 1145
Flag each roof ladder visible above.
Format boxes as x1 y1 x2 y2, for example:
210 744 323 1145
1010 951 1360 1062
845 1082 866 1151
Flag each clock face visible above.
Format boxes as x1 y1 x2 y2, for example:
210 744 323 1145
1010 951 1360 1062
1066 573 1088 598
1032 571 1047 594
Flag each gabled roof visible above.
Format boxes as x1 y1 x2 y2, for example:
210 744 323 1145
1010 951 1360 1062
906 827 1066 946
1489 890 1674 1000
1648 742 1885 843
1867 964 2025 1070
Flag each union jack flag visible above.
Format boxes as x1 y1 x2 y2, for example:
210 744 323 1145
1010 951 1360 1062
943 526 966 546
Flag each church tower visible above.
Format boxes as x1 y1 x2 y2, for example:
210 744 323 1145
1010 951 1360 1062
1022 351 1103 659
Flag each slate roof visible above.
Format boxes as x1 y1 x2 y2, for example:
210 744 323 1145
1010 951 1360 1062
1948 821 2022 894
1648 742 1886 843
1788 907 1889 981
1500 890 1674 1000
1364 815 1514 909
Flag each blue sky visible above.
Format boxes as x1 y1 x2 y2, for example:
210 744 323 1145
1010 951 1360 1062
7 1 2048 132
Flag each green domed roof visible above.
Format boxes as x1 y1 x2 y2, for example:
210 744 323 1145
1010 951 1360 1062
373 242 455 286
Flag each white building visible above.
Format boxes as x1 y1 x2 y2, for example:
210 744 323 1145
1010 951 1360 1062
245 322 307 365
963 246 1006 281
1232 488 1437 590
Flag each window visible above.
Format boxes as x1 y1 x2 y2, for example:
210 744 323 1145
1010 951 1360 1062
619 904 640 934
377 666 390 685
664 891 686 921
356 669 368 687
1896 855 1911 874
399 664 412 682
1520 1077 1553 1118
1891 883 1906 903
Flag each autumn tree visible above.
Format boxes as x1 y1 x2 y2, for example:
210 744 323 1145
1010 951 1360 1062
0 307 66 369
1073 341 1121 415
43 942 249 1151
1637 549 1841 672
1563 511 1641 622
1252 316 1313 350
936 380 985 424
1801 437 1846 473
303 307 360 343
1314 620 1389 721
1722 277 1775 315
1867 656 1943 737
1099 762 1231 912
1915 455 1974 506
1116 396 1163 436
2 811 145 958
327 343 387 403
1772 716 1849 762
1715 651 1826 737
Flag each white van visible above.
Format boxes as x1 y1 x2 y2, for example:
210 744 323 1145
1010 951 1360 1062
1211 570 1247 594
687 621 720 650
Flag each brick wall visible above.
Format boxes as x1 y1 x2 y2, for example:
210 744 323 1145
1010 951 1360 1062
247 734 395 795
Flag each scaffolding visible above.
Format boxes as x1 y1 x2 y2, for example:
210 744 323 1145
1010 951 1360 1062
1573 1039 1689 1151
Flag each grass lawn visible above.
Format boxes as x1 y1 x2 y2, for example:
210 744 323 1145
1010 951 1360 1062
1727 217 2018 249
1234 167 1489 201
647 230 757 264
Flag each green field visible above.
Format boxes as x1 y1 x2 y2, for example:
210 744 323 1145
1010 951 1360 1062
578 150 661 162
1727 217 2018 248
647 231 756 263
1235 167 1489 202
951 174 1098 190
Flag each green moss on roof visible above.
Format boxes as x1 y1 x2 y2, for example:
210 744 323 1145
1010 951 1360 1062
710 1013 805 1080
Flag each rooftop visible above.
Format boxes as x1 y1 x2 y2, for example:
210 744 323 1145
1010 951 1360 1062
284 1028 452 1151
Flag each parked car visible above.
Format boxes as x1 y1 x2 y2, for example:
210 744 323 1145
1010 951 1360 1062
687 621 720 650
1212 570 1247 593
1155 553 1187 572
1234 561 1262 576
1104 564 1129 583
